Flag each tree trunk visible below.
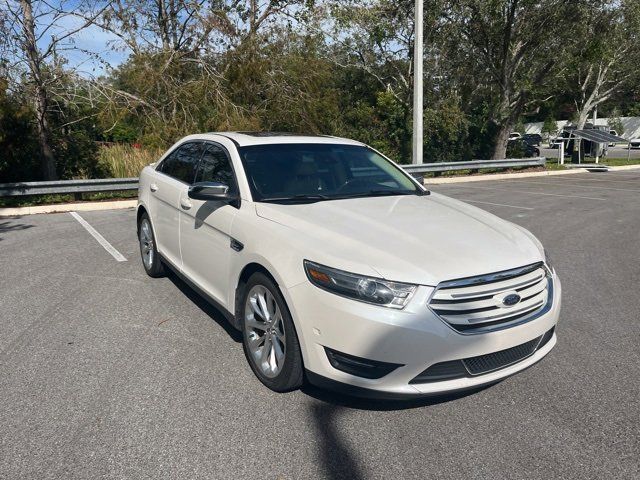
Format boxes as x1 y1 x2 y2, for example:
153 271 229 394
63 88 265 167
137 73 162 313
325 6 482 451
571 107 590 163
490 121 513 159
20 0 57 180
34 87 57 180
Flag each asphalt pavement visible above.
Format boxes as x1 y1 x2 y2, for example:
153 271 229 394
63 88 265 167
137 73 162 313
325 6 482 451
1 169 639 479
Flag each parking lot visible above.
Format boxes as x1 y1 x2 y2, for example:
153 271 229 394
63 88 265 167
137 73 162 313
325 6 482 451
1 169 639 479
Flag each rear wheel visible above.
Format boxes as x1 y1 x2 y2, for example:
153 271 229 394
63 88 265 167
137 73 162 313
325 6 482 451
138 213 164 277
241 273 303 392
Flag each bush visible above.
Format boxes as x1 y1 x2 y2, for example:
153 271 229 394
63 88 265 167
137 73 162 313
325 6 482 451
96 144 164 178
0 89 40 182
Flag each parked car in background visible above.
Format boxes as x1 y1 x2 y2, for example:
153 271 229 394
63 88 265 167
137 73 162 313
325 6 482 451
137 132 561 398
509 132 522 140
609 130 619 147
630 138 640 149
523 133 542 146
508 138 541 158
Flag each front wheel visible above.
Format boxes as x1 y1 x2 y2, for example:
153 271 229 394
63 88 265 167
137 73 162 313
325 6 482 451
241 273 304 392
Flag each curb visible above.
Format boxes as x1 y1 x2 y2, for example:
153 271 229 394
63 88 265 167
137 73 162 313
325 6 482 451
0 199 137 217
424 164 640 185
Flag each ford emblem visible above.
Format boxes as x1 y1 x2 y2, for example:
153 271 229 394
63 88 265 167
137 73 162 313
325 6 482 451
502 293 521 307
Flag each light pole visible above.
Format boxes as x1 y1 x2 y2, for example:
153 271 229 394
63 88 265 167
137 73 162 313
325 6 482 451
412 0 423 164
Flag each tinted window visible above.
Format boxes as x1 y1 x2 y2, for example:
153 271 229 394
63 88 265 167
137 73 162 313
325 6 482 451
158 142 203 183
194 143 237 192
237 144 420 201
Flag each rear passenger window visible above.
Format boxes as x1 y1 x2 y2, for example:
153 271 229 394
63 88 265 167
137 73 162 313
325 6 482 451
195 143 237 192
158 142 203 183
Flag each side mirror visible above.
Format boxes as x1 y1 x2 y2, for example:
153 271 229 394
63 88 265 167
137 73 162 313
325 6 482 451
188 181 234 201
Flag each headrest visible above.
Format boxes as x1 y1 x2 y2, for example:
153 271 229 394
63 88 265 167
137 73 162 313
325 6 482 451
295 160 318 176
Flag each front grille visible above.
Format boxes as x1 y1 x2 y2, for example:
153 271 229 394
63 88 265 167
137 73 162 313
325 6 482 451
410 327 555 383
428 262 552 333
463 336 541 375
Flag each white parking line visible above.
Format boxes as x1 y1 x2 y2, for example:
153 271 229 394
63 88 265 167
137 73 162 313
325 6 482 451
553 176 640 185
510 179 640 193
69 211 127 262
459 184 605 201
461 199 534 210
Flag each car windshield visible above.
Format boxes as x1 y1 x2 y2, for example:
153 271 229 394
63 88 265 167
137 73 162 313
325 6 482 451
237 143 423 203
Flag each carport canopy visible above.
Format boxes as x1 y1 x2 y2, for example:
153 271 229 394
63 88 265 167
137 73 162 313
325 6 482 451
570 129 627 143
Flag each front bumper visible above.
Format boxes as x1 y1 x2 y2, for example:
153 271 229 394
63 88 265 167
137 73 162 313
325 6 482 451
287 273 561 398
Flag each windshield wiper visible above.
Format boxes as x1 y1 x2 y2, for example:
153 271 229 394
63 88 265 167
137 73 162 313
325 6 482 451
260 194 332 204
339 189 428 199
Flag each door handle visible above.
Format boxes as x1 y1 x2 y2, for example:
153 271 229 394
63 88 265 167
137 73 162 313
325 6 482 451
150 183 158 192
180 197 192 210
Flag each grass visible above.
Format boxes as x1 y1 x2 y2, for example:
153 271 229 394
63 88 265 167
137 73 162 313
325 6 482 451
97 144 164 178
0 191 137 208
545 157 640 169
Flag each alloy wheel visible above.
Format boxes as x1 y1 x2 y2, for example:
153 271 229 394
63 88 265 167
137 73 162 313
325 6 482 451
244 285 287 378
139 219 154 270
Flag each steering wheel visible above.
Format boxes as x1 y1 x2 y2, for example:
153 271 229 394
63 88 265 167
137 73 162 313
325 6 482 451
336 178 372 193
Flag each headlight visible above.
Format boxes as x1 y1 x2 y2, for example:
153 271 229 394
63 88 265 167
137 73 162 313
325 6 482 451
304 260 416 309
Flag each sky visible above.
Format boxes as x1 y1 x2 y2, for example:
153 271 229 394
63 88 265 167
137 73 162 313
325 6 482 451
31 1 129 77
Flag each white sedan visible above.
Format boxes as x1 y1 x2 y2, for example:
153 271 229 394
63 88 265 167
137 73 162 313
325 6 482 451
137 132 561 398
630 138 640 149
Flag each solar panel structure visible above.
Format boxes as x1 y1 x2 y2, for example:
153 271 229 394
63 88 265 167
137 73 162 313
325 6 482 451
571 130 627 143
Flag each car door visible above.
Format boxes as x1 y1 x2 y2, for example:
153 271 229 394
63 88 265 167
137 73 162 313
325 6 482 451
179 141 239 307
148 141 203 268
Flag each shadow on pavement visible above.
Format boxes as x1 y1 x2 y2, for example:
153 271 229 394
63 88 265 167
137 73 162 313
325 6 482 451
306 383 494 479
165 270 242 343
310 402 366 480
0 219 34 241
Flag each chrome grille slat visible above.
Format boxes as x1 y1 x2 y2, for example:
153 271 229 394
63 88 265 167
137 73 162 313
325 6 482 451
440 297 546 325
432 281 548 312
428 262 552 334
432 269 546 300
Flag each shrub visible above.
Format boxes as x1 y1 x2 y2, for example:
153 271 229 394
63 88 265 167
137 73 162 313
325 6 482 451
96 144 164 178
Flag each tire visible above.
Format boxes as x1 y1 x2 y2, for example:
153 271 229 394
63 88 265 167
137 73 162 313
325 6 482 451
138 213 165 278
240 272 304 392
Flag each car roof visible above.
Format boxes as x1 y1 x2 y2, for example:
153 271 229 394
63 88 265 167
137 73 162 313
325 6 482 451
177 131 365 147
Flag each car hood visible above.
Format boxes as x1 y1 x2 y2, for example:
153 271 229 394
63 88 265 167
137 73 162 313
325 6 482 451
255 193 543 286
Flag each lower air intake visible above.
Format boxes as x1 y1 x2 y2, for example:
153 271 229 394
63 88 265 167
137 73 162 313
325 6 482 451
463 336 541 375
409 327 555 383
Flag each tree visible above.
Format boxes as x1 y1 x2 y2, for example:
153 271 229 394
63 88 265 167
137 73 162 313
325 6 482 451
448 0 577 159
1 0 107 179
608 109 624 136
542 116 557 141
563 0 640 132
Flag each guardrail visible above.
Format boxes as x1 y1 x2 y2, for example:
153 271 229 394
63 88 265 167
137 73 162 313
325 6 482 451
0 178 138 197
0 157 545 197
401 157 546 176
